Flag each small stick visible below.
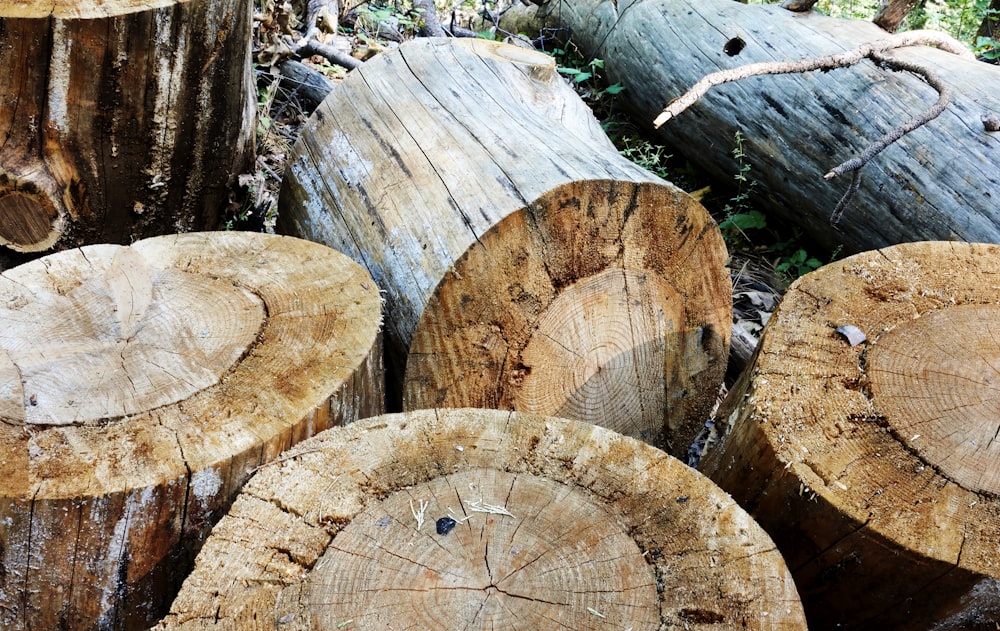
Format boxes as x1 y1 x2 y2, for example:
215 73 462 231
410 498 429 531
653 30 971 127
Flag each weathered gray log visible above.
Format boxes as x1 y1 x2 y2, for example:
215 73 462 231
278 38 731 457
512 0 1000 254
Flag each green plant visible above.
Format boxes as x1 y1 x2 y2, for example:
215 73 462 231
717 130 761 244
616 133 673 180
548 43 625 104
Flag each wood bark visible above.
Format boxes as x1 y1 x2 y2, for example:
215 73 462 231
0 1 255 260
155 408 807 630
278 38 731 457
874 0 922 32
0 232 384 630
700 241 1000 630
511 0 1000 255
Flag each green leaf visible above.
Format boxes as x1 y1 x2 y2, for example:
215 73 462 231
604 83 626 95
721 210 767 231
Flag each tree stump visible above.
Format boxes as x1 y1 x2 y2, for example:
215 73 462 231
700 241 1000 629
278 38 731 457
155 408 807 630
509 0 1000 254
0 1 255 261
0 232 384 630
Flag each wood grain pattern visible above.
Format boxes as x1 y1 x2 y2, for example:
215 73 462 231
0 232 384 630
701 241 1000 629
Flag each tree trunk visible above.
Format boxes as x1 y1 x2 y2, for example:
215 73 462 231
0 1 255 259
699 241 1000 630
278 38 731 457
512 0 1000 255
0 232 384 630
874 0 921 32
155 408 807 630
978 0 1000 40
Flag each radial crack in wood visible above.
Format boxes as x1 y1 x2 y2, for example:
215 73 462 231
0 232 384 630
700 241 1000 630
278 38 730 456
155 408 807 630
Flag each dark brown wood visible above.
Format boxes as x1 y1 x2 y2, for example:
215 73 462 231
0 1 255 258
511 0 1000 255
874 0 921 32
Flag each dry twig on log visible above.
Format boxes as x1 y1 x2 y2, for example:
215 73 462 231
654 31 974 223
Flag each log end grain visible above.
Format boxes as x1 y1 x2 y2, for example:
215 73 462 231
403 180 731 455
701 241 1000 630
155 408 807 630
0 232 385 630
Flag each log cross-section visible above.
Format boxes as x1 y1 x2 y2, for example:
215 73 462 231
700 241 1000 630
0 232 384 630
278 38 731 456
155 408 807 630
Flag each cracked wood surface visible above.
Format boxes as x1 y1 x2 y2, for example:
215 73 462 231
155 408 806 630
0 232 384 630
278 38 730 457
0 0 254 260
700 241 1000 629
514 0 1000 254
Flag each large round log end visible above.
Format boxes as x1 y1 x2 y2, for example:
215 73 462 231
701 241 1000 630
156 409 807 630
0 232 385 630
404 180 730 454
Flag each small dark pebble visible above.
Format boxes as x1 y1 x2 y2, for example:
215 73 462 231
436 516 457 535
676 496 689 503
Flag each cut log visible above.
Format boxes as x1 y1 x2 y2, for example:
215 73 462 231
511 0 1000 254
699 241 1000 629
278 38 731 456
154 408 807 630
0 1 255 258
0 232 383 630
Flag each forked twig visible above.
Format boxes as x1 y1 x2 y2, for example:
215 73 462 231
653 31 974 223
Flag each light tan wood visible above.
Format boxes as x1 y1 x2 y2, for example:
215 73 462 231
155 408 807 630
0 0 254 258
0 232 384 630
700 241 1000 630
278 38 730 456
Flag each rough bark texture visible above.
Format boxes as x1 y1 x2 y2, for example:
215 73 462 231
509 0 1000 255
700 242 1000 630
874 0 922 32
0 1 255 260
278 38 730 457
155 408 807 630
0 232 384 630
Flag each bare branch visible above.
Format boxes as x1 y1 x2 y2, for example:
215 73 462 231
653 30 972 127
